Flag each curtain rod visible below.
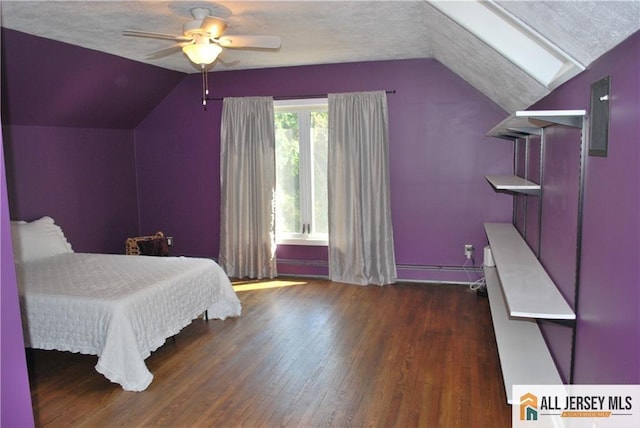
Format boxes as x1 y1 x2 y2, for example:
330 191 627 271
205 90 395 102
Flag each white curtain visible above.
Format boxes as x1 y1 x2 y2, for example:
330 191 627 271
219 97 277 279
328 91 397 285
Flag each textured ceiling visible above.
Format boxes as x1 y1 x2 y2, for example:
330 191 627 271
2 1 639 112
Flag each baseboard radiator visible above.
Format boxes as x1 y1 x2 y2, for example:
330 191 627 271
276 259 483 285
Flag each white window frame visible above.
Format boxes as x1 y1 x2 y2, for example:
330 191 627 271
274 98 328 246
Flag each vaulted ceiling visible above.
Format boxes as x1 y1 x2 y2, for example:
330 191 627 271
2 1 639 112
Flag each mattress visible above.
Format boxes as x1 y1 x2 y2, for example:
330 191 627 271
16 252 241 391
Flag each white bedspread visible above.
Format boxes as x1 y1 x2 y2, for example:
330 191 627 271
16 253 241 391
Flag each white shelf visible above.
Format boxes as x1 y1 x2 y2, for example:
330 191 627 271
485 175 540 195
484 266 563 404
484 222 575 320
515 109 586 129
488 109 586 139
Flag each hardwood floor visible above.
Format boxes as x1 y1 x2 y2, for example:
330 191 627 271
27 279 511 427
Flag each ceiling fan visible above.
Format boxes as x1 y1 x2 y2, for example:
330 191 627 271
123 7 281 67
124 7 281 108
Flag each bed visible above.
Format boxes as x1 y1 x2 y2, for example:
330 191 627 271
11 216 242 391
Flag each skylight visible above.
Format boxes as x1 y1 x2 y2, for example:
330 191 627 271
429 0 585 90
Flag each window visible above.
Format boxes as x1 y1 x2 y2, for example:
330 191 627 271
274 98 328 245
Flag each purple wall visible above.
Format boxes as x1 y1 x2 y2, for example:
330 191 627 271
1 29 185 129
135 59 513 281
133 75 223 257
3 126 140 253
529 31 640 383
1 29 188 254
539 125 581 309
1 134 34 426
524 136 541 256
514 139 526 235
530 123 581 381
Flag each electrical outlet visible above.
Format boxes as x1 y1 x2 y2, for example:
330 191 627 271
167 236 174 247
464 244 474 259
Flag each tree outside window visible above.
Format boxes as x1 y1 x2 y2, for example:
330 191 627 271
275 99 328 245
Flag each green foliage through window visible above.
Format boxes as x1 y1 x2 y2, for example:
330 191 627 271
275 100 328 242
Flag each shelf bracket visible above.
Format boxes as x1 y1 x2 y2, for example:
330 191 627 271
538 318 576 328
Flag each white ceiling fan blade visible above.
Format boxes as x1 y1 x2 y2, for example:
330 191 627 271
123 30 192 43
218 35 281 50
146 43 190 60
217 57 241 67
200 16 227 38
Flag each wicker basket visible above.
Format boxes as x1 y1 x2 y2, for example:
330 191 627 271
126 231 166 255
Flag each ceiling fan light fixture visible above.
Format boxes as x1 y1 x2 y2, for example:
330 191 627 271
182 43 223 65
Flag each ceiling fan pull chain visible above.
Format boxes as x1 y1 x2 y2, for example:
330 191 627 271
205 66 210 98
201 64 208 110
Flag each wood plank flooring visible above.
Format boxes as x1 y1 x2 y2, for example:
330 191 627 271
26 278 511 427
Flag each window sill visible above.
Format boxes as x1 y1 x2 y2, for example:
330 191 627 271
277 237 328 247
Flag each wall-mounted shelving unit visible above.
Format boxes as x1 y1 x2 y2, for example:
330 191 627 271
486 110 585 199
484 109 586 404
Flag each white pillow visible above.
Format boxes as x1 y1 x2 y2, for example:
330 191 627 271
10 216 74 263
